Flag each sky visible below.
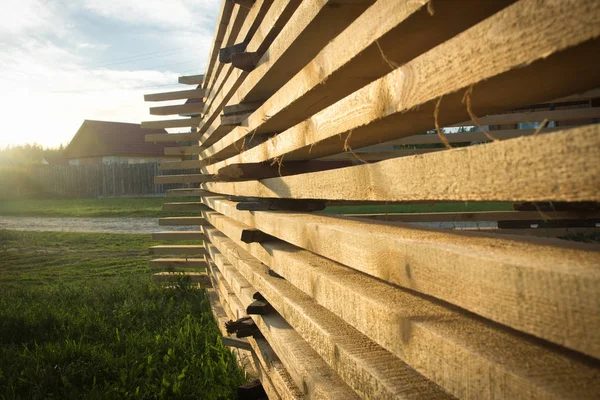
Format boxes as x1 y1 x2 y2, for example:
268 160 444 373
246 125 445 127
0 0 219 148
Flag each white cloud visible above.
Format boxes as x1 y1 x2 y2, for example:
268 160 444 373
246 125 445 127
82 0 218 30
0 0 67 37
78 42 110 50
0 0 217 148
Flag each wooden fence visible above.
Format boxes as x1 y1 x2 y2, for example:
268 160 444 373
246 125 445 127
0 163 194 198
143 1 600 398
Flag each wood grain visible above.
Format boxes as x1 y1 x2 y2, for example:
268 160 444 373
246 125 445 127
199 195 600 359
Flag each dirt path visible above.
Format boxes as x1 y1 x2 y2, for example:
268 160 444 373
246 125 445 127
0 216 196 234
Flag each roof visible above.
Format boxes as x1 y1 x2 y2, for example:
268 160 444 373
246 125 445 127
63 120 170 159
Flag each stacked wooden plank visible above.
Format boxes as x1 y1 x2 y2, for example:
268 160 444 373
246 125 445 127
143 1 600 398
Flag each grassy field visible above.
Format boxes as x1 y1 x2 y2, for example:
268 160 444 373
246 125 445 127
0 197 514 218
0 230 246 399
0 198 197 218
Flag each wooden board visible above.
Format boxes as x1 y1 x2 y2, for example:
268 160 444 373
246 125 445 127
158 217 208 226
349 210 600 223
149 258 207 268
231 0 375 106
159 160 206 170
178 74 204 85
154 174 214 185
203 0 600 171
162 202 210 212
165 188 213 198
206 227 452 400
221 112 251 126
450 106 600 127
457 227 599 238
149 102 204 116
141 117 202 131
379 127 561 147
223 101 263 115
202 0 235 90
206 242 361 399
202 0 511 162
151 232 206 241
207 267 304 400
202 210 600 398
149 245 208 256
202 127 600 202
144 88 205 102
199 0 299 141
164 145 206 156
200 196 600 359
204 3 251 98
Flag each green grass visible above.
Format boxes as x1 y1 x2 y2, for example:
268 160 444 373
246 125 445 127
0 198 198 218
0 230 246 399
0 198 514 219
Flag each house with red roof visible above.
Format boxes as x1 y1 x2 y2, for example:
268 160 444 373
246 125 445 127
63 120 179 165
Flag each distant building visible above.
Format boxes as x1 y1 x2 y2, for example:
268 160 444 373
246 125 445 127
63 120 178 165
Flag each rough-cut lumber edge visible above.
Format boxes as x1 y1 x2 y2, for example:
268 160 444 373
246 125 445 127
221 112 252 126
198 0 301 140
350 210 600 223
144 88 206 102
221 336 253 351
152 272 211 285
229 0 377 107
223 101 263 115
154 174 214 185
206 264 303 400
178 74 204 85
164 145 206 156
202 0 235 91
158 217 209 226
203 0 600 171
149 245 208 256
165 188 213 197
149 102 204 116
204 273 263 392
162 202 210 212
319 148 439 161
204 2 250 98
457 226 599 237
380 127 561 147
203 127 600 202
149 258 207 268
203 0 263 112
206 239 361 400
216 161 353 181
151 232 206 241
202 209 600 398
450 106 600 127
142 117 202 131
200 196 600 359
553 87 600 102
199 0 511 162
206 226 453 400
160 160 206 170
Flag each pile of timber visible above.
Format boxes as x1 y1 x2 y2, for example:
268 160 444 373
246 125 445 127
143 1 600 398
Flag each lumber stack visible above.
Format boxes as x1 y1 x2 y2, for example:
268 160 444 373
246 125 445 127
143 1 600 398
